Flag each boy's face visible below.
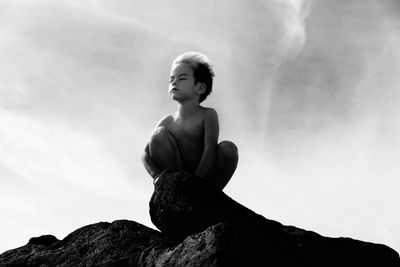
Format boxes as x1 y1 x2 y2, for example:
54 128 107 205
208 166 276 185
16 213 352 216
169 63 202 103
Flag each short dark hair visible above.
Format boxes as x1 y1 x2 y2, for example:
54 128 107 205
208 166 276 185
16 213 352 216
173 52 214 103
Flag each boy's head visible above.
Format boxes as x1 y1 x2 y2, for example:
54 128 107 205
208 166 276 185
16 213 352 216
172 52 214 103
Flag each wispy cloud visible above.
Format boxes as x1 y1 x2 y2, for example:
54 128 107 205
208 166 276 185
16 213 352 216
274 0 312 58
0 107 136 198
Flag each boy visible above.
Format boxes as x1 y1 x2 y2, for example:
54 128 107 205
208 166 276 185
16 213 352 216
141 52 238 191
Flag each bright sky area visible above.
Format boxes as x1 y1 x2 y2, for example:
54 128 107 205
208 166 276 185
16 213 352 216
0 0 399 254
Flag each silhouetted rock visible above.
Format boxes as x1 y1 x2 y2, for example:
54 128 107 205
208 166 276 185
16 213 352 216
149 171 400 266
140 222 235 266
1 171 399 266
149 171 312 265
28 235 59 247
0 220 170 266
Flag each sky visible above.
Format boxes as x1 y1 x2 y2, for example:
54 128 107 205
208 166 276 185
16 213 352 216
0 0 399 254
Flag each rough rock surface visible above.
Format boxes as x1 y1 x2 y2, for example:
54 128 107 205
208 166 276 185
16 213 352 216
0 220 170 266
149 171 400 266
1 171 399 266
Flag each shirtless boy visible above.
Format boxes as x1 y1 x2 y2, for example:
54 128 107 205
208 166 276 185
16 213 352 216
141 52 238 190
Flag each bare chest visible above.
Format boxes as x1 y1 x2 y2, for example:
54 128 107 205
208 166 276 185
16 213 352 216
167 117 204 145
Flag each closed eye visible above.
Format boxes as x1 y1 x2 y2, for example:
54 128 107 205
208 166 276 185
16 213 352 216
169 74 188 83
168 78 186 83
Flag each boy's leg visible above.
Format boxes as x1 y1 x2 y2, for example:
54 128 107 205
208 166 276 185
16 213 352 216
208 141 239 190
149 126 184 172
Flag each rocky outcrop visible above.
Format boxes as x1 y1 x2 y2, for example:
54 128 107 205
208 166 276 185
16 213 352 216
1 171 399 266
148 171 400 266
0 220 170 266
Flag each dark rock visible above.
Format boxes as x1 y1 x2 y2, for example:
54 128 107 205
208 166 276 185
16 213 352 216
149 171 313 265
139 223 235 266
149 171 400 266
1 171 399 266
0 220 170 267
28 235 59 246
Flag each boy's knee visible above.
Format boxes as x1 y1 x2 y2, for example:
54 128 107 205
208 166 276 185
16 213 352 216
219 141 238 161
150 126 169 144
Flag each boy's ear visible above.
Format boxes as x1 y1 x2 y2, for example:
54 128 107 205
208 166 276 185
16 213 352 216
196 83 206 95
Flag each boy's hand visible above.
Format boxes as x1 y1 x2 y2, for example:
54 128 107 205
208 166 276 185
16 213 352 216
153 170 167 185
153 174 161 185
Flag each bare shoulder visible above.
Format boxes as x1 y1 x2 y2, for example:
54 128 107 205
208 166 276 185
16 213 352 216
200 107 218 120
200 107 219 131
155 114 174 127
200 107 219 139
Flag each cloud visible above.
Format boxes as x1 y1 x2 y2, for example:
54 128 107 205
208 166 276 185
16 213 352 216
0 107 138 198
273 0 312 58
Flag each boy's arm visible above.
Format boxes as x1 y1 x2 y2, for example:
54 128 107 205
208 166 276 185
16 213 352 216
194 108 219 179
